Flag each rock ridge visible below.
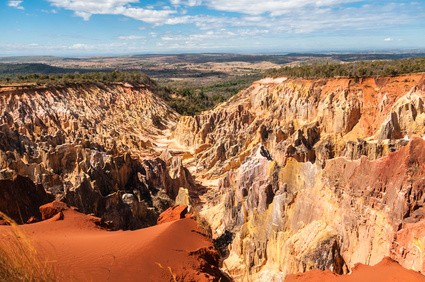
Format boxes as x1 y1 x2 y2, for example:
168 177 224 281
171 74 425 280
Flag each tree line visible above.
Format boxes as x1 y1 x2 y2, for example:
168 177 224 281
0 70 155 87
265 57 425 79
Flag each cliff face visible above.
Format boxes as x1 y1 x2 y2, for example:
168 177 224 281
1 74 425 280
174 75 425 176
172 74 425 279
0 83 196 230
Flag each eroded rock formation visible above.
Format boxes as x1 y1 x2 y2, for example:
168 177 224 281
0 83 198 230
0 174 52 223
1 74 425 280
173 74 425 280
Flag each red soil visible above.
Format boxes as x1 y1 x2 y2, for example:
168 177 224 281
285 257 425 282
157 205 189 224
0 208 225 281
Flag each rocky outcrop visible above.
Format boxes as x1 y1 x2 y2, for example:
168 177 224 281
219 138 425 279
174 75 425 177
0 174 53 223
39 200 68 220
2 74 425 280
172 74 425 280
157 205 189 224
0 83 177 155
0 83 198 230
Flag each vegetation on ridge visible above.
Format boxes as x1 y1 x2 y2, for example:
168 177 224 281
0 64 258 116
2 57 425 116
265 57 425 79
0 68 155 87
157 75 259 115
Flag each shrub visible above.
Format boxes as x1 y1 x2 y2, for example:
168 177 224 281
265 57 425 79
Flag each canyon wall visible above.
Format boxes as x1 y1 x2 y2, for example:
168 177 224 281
1 74 425 280
173 74 425 280
0 83 196 230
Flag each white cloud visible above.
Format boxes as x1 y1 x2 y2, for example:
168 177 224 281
69 43 90 49
74 11 92 21
41 9 58 14
4 0 422 55
118 35 145 40
170 0 202 7
199 0 358 15
47 0 176 24
155 3 415 34
43 0 424 35
8 0 24 10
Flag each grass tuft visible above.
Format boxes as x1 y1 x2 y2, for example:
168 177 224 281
0 212 54 281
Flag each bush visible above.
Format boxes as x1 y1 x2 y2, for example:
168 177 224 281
157 75 260 115
0 70 155 87
265 57 425 79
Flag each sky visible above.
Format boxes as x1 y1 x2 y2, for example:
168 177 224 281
0 0 424 56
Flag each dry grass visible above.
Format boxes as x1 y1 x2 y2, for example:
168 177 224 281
155 262 177 282
0 212 54 281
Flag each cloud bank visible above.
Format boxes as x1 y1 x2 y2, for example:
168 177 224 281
2 0 424 54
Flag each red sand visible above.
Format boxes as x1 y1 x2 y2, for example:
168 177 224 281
285 257 425 282
0 209 221 281
157 205 189 224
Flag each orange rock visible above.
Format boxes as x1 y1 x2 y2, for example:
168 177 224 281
39 200 68 220
26 216 37 224
157 205 188 224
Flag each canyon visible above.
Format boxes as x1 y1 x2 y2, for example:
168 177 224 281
1 74 425 281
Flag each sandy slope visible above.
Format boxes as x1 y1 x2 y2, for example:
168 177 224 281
285 257 425 282
0 209 220 281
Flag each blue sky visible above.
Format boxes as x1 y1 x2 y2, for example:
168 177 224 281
1 0 424 56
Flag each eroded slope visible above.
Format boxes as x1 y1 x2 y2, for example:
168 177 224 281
172 74 425 280
1 74 425 281
0 83 196 230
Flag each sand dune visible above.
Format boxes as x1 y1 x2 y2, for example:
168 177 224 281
0 208 225 281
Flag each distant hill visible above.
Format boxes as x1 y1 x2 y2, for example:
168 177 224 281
284 52 425 62
0 56 61 63
129 52 425 64
0 63 95 75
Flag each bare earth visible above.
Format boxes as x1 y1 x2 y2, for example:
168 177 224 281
0 209 218 281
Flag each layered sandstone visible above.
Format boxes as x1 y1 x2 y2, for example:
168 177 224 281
172 74 425 280
1 74 425 281
0 83 197 230
174 75 425 177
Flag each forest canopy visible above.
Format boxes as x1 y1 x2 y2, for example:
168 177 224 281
265 57 425 79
